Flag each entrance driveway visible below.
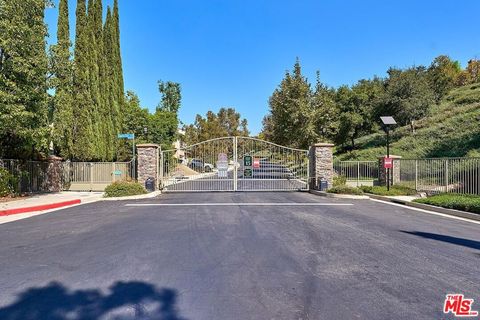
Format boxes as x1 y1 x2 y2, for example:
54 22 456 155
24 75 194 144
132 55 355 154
0 192 478 319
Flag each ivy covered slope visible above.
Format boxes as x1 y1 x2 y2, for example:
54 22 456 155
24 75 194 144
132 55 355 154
336 83 480 160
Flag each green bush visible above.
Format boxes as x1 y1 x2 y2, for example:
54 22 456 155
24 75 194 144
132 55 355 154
0 167 16 197
104 181 147 198
360 185 417 196
414 193 480 214
333 175 347 187
327 185 363 195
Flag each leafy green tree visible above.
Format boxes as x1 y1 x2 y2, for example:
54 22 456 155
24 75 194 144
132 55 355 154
149 80 181 149
50 0 74 159
311 71 338 142
184 108 250 144
0 0 50 159
427 55 461 103
117 91 150 160
379 67 434 133
266 59 314 148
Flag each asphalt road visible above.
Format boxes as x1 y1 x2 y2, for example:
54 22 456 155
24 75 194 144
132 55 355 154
0 192 478 319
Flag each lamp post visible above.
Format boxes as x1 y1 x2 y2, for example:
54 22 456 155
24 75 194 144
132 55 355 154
380 116 397 191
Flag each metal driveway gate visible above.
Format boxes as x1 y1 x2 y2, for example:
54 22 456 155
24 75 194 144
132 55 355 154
160 136 309 192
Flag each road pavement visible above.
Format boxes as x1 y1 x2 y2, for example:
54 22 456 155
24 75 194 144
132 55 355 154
0 192 478 319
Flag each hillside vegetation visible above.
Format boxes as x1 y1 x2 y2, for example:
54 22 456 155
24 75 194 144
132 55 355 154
336 83 480 160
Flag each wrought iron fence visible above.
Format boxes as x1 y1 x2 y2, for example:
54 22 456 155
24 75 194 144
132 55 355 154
0 159 53 193
0 159 135 193
394 158 480 195
333 160 379 186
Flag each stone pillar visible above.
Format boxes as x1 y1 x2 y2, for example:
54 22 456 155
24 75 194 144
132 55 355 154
309 143 334 190
137 144 160 190
46 155 63 192
378 155 402 186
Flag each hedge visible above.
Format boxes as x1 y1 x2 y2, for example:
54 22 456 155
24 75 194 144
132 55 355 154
414 193 480 214
104 181 147 198
360 185 417 196
327 185 363 195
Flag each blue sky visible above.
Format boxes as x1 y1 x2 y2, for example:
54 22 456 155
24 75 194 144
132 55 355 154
45 0 480 134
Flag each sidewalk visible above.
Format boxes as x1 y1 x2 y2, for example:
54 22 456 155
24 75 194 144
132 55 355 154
0 192 104 224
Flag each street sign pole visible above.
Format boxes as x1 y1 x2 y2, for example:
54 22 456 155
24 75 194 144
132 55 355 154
118 133 136 180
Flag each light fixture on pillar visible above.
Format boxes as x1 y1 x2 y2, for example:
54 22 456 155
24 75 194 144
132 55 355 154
380 116 397 191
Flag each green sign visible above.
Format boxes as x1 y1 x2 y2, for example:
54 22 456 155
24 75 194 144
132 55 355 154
244 168 253 178
113 170 122 175
243 155 252 167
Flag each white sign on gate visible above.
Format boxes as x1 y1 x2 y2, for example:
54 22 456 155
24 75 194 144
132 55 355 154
217 153 229 178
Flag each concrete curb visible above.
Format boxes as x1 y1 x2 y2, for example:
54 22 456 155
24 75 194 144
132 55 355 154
0 199 82 217
368 194 480 222
309 190 370 200
102 190 162 201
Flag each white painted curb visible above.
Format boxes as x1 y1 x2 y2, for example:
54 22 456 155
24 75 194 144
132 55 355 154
102 190 162 201
309 190 370 200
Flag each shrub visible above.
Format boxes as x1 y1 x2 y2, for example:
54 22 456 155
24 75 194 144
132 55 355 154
0 167 16 197
104 181 147 198
414 193 480 214
327 185 363 195
333 175 347 187
360 185 417 196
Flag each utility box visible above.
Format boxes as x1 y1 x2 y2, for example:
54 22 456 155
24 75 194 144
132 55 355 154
319 178 328 191
145 177 155 192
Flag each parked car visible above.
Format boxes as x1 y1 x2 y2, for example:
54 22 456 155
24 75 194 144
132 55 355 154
188 159 214 172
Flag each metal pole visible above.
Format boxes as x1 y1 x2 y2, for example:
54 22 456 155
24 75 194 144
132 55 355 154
415 159 418 191
357 161 360 187
386 128 390 191
132 135 136 180
445 159 449 193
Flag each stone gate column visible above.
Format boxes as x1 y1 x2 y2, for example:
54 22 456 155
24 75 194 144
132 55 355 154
309 142 334 190
378 155 402 186
46 155 63 192
136 144 160 190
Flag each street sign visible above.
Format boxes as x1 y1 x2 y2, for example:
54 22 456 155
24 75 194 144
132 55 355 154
243 155 252 167
244 168 253 178
384 157 393 169
118 133 134 139
113 170 122 175
253 158 260 169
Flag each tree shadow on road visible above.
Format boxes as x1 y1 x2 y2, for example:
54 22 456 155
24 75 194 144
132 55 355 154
0 281 187 320
400 231 480 251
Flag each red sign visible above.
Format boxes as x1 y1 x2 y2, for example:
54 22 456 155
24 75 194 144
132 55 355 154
253 158 260 169
384 157 393 169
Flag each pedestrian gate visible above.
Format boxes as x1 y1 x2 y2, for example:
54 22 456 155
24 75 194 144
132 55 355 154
160 136 309 192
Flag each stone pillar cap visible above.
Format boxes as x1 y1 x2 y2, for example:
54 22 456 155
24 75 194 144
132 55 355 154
136 143 159 148
378 155 402 159
311 142 334 147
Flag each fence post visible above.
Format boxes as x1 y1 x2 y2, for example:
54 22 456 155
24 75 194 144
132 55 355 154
89 163 93 191
445 159 449 193
357 161 360 187
112 162 116 183
415 160 418 191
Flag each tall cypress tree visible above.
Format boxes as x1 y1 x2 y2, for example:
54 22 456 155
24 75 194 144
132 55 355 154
86 0 103 160
51 0 74 159
113 0 124 137
94 0 114 160
73 0 95 160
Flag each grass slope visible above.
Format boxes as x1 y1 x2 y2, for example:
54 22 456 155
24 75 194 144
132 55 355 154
336 84 480 160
